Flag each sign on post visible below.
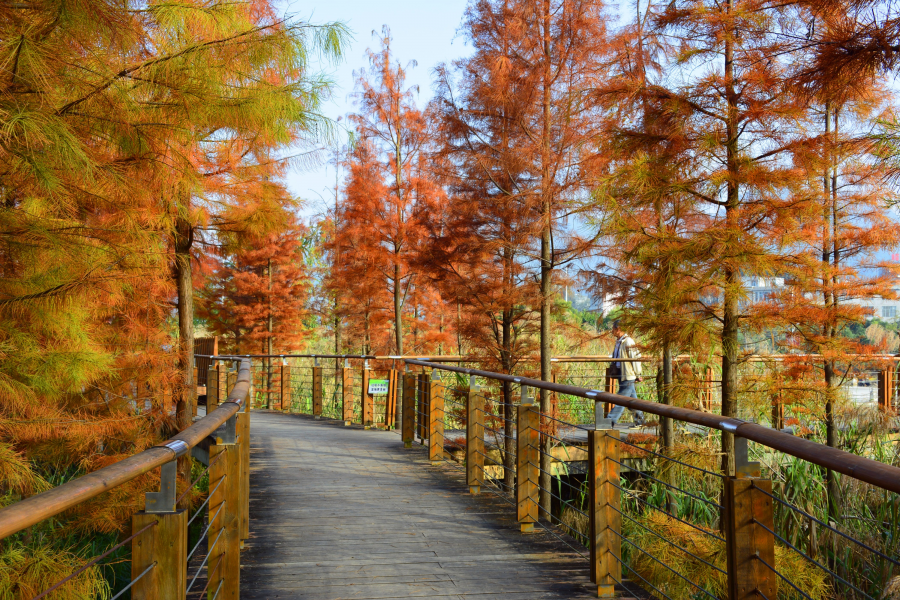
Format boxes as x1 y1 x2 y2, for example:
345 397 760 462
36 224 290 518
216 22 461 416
368 379 389 395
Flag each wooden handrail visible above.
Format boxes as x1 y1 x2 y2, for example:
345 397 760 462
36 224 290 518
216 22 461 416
407 359 900 496
0 359 252 541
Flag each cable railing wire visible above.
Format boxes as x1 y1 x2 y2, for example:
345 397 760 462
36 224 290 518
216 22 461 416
608 479 725 542
753 553 815 600
109 562 156 600
29 521 158 600
606 456 723 510
187 500 225 562
612 435 726 480
750 481 900 568
186 526 226 593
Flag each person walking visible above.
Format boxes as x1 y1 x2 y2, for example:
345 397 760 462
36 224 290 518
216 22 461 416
607 320 645 427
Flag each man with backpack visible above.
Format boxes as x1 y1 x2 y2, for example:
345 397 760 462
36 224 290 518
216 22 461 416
606 320 645 427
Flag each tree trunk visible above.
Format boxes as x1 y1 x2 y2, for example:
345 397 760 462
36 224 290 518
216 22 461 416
538 0 553 519
394 264 403 355
720 0 739 477
174 210 194 483
823 103 841 520
267 258 274 410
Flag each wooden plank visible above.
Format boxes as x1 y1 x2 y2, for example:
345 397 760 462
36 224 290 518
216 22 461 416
240 411 598 600
131 509 187 600
466 376 483 494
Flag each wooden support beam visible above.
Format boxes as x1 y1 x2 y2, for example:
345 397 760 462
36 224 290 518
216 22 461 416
280 365 291 413
603 373 616 419
428 370 444 462
466 375 483 494
402 372 416 447
724 476 776 600
130 509 188 600
312 366 323 417
516 386 539 532
341 366 353 424
589 428 621 599
208 436 241 600
361 368 373 426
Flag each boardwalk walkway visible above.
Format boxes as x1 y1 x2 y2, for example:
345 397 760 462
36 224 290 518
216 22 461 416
240 412 600 600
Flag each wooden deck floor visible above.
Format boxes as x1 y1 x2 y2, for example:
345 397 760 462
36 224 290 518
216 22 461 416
240 412 605 600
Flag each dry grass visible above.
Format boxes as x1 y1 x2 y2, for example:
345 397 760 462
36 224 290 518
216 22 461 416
0 544 110 600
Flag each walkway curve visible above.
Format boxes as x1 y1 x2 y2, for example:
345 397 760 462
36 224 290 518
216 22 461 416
240 412 601 600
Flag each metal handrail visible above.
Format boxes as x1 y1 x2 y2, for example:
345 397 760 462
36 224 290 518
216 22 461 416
0 358 252 540
407 359 900 495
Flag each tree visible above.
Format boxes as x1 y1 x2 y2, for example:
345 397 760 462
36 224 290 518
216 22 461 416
644 0 810 475
351 28 428 355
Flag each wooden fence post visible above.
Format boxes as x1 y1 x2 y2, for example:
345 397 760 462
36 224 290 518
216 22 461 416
466 375 483 495
208 416 241 600
402 371 416 447
516 385 539 533
131 460 187 600
342 360 353 424
280 364 291 413
361 365 373 426
604 369 616 420
313 365 323 417
428 370 444 462
589 428 621 599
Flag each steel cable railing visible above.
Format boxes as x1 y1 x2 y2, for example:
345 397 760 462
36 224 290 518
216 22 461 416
3 358 253 600
403 358 900 600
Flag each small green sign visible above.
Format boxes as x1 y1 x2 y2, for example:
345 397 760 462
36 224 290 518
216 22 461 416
368 379 389 395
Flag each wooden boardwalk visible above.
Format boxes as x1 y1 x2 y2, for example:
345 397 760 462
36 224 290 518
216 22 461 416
240 412 603 600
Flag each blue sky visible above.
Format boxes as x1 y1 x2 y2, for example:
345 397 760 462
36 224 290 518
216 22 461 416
283 0 472 218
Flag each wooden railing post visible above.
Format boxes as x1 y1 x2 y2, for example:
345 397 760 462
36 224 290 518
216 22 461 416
589 428 621 599
131 459 187 600
725 438 776 600
402 370 416 447
361 364 373 427
603 370 616 421
428 369 444 462
208 414 241 600
313 363 323 417
417 372 430 444
238 401 250 548
879 366 894 413
280 364 291 413
771 391 784 430
386 368 398 428
208 364 219 412
516 385 538 533
466 375 483 495
341 359 353 424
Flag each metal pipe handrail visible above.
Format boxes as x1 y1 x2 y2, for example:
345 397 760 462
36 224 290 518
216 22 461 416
407 359 900 495
0 359 252 540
